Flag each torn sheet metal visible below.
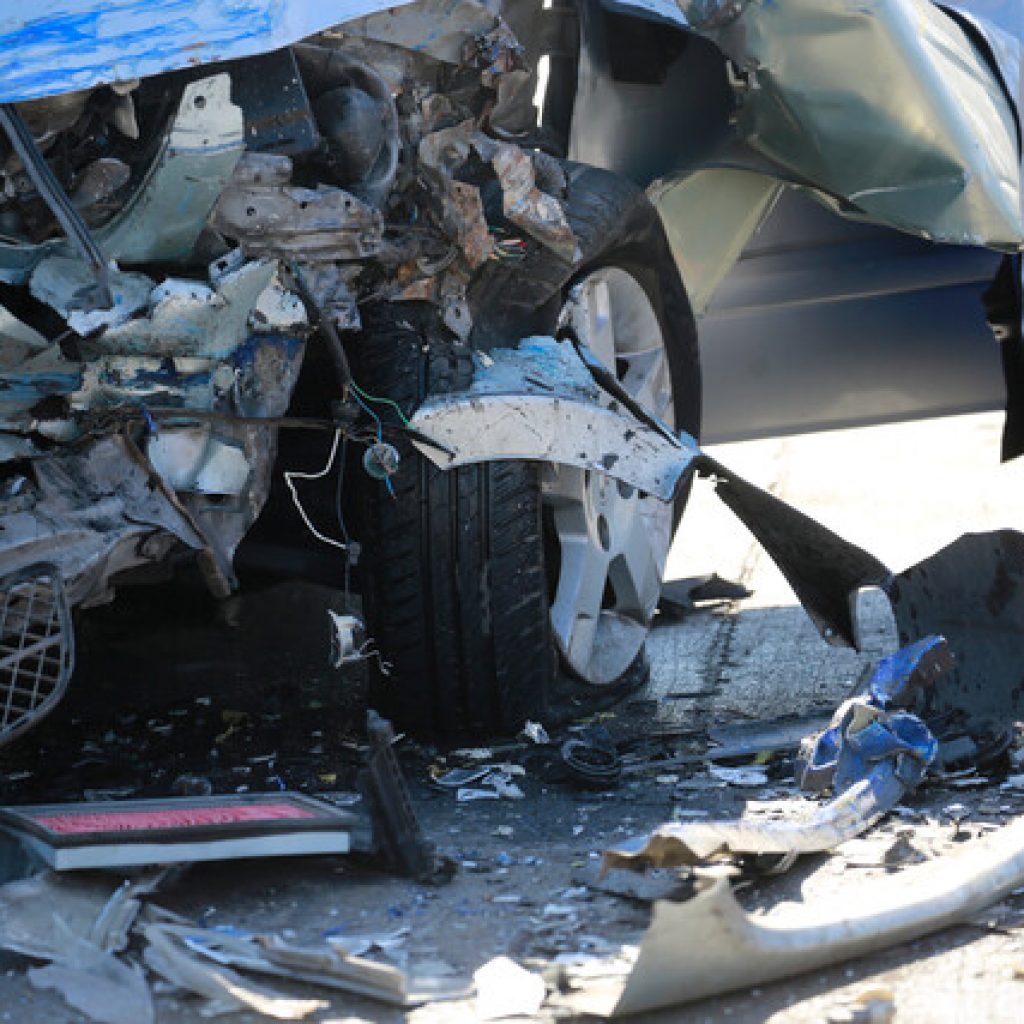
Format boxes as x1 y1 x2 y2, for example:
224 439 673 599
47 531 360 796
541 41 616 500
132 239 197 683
603 639 944 875
681 0 1022 248
0 2 413 105
411 335 698 502
211 153 384 262
29 257 152 335
0 435 206 606
489 144 578 262
565 816 1024 1016
143 924 327 1020
158 923 471 1009
887 530 1024 725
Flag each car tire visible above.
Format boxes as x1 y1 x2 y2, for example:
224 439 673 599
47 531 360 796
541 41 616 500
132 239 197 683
352 302 553 738
354 164 700 737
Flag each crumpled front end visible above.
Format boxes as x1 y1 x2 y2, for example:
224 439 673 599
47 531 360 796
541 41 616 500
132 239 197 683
0 0 581 741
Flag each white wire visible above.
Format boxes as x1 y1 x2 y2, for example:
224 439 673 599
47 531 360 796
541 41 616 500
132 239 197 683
283 429 348 551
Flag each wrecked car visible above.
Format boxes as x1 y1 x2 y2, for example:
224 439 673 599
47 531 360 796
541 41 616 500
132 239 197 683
0 0 1020 742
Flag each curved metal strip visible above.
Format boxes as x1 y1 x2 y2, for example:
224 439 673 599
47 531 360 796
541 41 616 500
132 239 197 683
410 391 697 502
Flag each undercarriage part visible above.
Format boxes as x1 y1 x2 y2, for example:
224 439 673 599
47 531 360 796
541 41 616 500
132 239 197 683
0 564 73 748
0 103 112 307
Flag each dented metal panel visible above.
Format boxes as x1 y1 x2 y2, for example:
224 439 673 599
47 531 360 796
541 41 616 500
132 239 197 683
410 336 698 501
682 0 1023 248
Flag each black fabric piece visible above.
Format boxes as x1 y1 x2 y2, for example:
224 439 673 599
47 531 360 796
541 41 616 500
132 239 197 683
701 456 891 648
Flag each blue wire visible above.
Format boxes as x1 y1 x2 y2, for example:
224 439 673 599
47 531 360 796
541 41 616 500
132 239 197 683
351 388 383 442
351 388 398 499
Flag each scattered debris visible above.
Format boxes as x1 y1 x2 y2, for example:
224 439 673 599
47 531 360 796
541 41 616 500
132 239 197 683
603 639 949 874
520 721 551 745
561 726 622 790
474 956 545 1021
564 815 1024 1015
707 765 768 788
144 924 328 1019
827 986 897 1024
30 918 155 1024
656 574 752 619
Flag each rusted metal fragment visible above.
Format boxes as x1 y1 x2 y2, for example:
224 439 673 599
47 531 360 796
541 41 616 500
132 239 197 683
489 143 578 261
418 125 495 270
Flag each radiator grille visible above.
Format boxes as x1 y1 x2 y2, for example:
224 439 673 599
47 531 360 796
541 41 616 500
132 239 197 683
0 565 73 746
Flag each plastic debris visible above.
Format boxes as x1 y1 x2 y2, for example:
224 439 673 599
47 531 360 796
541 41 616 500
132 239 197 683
520 721 551 745
563 815 1024 1016
657 575 752 619
706 765 768 788
29 919 155 1024
169 921 469 1008
144 924 328 1019
474 956 546 1021
603 639 950 875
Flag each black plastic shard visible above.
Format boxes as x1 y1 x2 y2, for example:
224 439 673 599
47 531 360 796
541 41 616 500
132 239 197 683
699 456 892 648
886 530 1024 724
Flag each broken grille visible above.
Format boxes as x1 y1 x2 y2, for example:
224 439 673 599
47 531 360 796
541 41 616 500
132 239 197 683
0 565 73 747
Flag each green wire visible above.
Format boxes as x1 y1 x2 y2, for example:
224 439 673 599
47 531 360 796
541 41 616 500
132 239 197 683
350 381 412 427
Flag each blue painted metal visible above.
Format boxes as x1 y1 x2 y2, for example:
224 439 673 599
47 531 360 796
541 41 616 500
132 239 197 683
866 635 955 708
0 0 408 104
798 636 949 797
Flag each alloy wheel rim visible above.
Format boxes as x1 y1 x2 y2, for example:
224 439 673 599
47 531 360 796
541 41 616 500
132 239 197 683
542 267 676 685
